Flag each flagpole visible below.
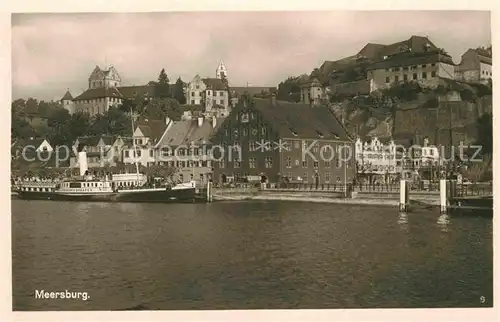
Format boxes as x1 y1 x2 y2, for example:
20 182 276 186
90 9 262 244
130 106 140 184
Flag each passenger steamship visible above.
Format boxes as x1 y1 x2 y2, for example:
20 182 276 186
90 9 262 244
16 107 198 203
16 151 197 203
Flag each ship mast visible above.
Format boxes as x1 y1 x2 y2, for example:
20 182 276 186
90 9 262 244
130 106 140 183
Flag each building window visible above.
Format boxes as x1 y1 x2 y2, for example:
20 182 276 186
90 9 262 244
403 74 408 81
243 128 248 136
265 157 273 168
137 150 142 157
431 63 436 67
324 161 331 168
395 75 399 82
249 158 256 168
286 156 292 168
124 151 129 158
219 160 225 168
302 160 307 168
191 92 195 96
191 100 195 105
234 161 241 168
249 141 256 151
219 100 224 105
385 77 390 83
422 64 427 68
325 172 330 182
431 71 436 77
303 172 308 183
413 73 418 80
313 161 319 168
422 72 427 79
149 150 154 157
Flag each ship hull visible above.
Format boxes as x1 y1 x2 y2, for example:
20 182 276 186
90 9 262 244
16 188 198 203
114 188 197 203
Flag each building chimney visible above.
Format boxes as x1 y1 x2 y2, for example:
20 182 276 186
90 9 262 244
78 151 88 176
197 117 203 127
271 93 277 106
212 115 217 129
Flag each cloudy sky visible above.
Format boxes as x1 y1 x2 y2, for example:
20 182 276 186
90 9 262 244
12 11 491 101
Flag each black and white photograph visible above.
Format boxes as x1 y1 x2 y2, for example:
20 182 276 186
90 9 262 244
5 4 496 321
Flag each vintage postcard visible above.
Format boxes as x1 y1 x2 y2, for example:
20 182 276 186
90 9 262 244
4 2 497 322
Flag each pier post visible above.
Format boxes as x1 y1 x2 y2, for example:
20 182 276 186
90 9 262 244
439 179 448 214
206 182 213 203
399 180 409 212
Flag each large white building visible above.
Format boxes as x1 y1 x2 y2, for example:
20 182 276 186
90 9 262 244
185 60 230 117
355 137 403 176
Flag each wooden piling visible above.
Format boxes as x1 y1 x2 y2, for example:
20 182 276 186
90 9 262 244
399 180 409 212
440 179 448 214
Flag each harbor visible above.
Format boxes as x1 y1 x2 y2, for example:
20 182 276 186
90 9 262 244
11 199 493 310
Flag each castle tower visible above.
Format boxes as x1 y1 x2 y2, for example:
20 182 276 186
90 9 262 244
216 59 227 79
60 89 75 114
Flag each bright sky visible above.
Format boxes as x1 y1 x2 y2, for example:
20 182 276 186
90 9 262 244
12 11 491 101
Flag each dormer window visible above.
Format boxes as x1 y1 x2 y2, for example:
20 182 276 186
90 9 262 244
290 128 298 136
331 132 340 139
315 130 324 138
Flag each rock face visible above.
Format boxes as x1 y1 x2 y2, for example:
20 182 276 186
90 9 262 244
331 94 492 146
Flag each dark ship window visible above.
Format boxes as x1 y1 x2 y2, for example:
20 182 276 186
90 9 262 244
69 182 82 188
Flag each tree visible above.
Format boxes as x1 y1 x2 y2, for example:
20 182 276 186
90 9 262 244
68 111 91 143
173 77 186 104
11 116 35 139
46 107 72 145
106 107 133 136
220 73 231 101
277 77 301 102
155 68 171 98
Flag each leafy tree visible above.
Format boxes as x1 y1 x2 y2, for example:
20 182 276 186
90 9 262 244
69 111 91 142
105 107 132 136
11 116 35 139
173 77 186 104
155 68 171 98
46 108 72 145
277 76 301 102
220 73 231 101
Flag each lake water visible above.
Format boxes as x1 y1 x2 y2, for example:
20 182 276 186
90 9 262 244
11 199 493 310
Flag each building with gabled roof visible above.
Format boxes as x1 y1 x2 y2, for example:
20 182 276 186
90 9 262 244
185 69 230 118
367 49 456 92
211 95 354 185
455 46 492 84
152 115 223 183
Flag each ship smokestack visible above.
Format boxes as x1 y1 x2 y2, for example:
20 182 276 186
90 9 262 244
78 151 88 176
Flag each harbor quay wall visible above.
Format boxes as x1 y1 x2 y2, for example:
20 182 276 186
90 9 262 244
212 187 441 206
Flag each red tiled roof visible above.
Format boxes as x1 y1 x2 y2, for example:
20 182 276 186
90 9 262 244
202 78 226 90
378 35 438 58
231 86 277 96
73 87 123 101
357 43 386 60
367 51 455 70
61 90 73 101
116 85 156 99
245 98 352 141
135 119 167 143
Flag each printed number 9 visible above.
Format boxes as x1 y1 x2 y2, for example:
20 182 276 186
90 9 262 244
480 296 486 303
